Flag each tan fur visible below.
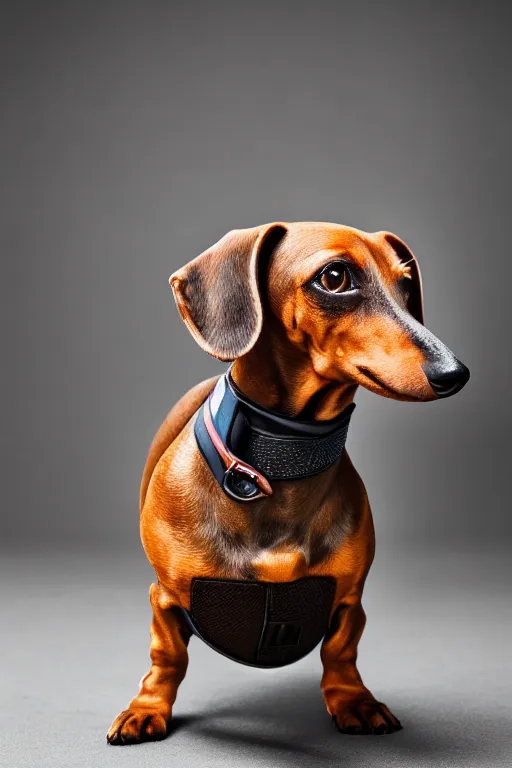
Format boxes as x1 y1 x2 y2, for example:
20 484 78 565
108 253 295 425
107 222 466 744
139 376 219 509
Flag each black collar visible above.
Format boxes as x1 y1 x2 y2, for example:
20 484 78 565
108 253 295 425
194 370 355 502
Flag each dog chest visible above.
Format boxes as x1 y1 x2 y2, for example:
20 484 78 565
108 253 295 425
181 575 336 668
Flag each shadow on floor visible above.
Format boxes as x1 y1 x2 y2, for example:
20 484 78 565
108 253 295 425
165 675 509 768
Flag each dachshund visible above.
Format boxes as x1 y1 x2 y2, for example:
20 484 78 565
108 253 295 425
107 222 469 744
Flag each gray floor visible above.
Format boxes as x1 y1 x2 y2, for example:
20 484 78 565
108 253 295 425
1 546 510 768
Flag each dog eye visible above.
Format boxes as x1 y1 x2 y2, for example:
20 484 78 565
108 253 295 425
319 264 350 293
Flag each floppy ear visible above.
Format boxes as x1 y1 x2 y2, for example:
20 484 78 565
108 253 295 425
169 223 287 361
383 233 424 324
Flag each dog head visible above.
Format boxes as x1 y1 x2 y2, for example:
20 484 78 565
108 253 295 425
170 222 469 402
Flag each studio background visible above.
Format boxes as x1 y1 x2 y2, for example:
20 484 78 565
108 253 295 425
1 2 510 768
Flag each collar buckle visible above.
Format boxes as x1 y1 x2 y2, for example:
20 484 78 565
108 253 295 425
203 395 273 502
222 463 270 502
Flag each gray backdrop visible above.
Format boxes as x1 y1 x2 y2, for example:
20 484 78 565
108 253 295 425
1 2 511 768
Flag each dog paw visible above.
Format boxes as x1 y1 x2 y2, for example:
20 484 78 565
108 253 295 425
331 698 402 735
107 708 168 745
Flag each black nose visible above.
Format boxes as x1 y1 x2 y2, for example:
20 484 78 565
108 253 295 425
424 359 470 398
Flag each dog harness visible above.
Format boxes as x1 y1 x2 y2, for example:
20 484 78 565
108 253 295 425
184 370 355 668
181 576 337 667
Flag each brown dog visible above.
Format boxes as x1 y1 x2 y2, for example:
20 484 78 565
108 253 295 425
107 222 469 744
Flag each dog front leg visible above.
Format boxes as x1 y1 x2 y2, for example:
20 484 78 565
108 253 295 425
107 582 190 745
321 597 402 735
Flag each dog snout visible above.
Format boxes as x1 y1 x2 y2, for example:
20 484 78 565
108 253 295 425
422 358 470 398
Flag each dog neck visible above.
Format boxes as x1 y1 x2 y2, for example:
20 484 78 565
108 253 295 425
231 332 357 421
195 367 355 503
